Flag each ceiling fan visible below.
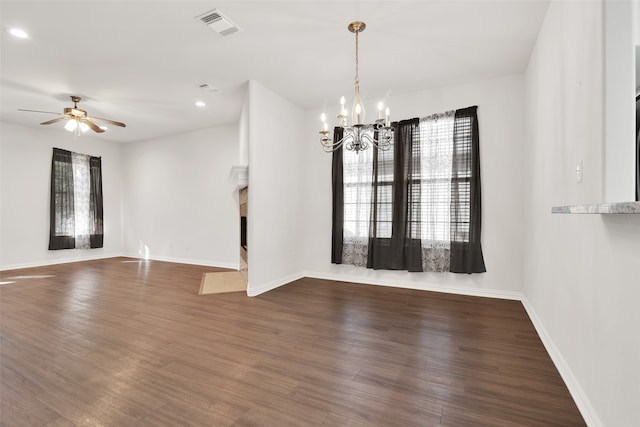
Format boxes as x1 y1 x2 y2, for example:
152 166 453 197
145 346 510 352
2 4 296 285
18 96 126 133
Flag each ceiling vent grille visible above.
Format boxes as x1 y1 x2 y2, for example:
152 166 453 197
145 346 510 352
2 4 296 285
195 9 242 37
195 83 219 92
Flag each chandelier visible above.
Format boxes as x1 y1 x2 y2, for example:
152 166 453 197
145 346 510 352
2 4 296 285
319 21 393 153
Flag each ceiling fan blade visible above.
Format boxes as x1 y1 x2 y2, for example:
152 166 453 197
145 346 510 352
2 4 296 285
40 117 67 125
17 108 61 115
81 118 105 133
88 116 126 127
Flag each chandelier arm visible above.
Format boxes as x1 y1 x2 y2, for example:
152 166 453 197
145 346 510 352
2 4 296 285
321 132 351 152
360 131 374 143
361 132 380 149
361 130 383 144
360 129 393 151
341 129 356 151
346 138 368 152
322 141 344 153
350 126 368 152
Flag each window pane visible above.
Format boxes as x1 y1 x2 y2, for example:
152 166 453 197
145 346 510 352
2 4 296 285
342 131 374 240
418 114 454 243
53 159 74 237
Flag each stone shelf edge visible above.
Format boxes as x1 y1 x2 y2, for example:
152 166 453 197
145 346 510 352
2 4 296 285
230 165 248 191
551 201 640 214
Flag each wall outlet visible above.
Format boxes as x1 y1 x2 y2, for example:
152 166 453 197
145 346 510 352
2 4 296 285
576 160 583 183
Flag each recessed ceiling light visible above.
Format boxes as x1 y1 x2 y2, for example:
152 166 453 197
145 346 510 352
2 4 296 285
9 28 29 39
195 101 206 107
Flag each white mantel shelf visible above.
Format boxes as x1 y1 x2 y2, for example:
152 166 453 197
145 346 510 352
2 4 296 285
551 201 640 214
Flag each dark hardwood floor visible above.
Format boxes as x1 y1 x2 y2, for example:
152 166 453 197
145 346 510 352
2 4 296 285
0 257 585 426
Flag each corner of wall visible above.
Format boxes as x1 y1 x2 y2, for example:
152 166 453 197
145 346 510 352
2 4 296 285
520 297 603 427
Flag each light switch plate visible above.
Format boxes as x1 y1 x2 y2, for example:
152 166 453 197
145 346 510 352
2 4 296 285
576 160 583 183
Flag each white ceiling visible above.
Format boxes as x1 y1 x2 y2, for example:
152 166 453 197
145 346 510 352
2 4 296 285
0 0 549 144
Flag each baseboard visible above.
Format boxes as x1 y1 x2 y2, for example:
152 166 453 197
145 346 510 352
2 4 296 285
247 272 305 297
520 298 602 427
0 252 126 272
301 270 522 301
2 253 239 272
124 253 239 271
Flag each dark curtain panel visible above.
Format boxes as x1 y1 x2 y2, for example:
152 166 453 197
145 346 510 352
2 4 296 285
89 156 104 248
368 118 423 271
49 148 76 250
636 95 639 201
636 126 639 202
331 127 345 264
450 106 486 273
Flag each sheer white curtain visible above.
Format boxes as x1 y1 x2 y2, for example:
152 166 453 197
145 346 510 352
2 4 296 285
418 111 454 271
341 130 374 267
71 152 91 249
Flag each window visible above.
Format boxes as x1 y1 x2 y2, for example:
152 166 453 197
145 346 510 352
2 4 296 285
49 148 103 250
342 135 375 240
416 114 454 243
331 106 485 273
343 114 455 243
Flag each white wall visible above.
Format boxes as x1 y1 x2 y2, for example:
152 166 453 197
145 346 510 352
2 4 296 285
604 0 636 202
301 75 526 298
0 122 124 269
239 82 250 167
121 125 239 269
246 80 305 295
524 1 640 426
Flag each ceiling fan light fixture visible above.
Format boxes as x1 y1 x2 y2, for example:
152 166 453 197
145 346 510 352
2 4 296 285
19 95 126 134
64 119 77 132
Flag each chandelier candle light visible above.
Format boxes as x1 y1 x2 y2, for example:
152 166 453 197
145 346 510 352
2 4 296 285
319 21 393 153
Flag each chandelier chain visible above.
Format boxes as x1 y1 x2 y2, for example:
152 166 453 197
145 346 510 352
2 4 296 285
355 28 359 86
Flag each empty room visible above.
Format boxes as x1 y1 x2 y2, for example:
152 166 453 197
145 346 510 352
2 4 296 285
1 1 639 426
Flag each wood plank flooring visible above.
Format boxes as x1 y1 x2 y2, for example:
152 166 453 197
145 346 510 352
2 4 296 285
0 257 586 426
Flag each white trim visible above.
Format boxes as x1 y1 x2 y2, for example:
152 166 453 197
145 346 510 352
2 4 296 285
301 270 522 301
0 252 125 271
520 298 602 427
247 272 304 297
131 254 240 271
1 254 239 272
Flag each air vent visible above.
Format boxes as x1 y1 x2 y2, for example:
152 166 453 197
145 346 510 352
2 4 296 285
195 83 219 92
195 9 243 37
